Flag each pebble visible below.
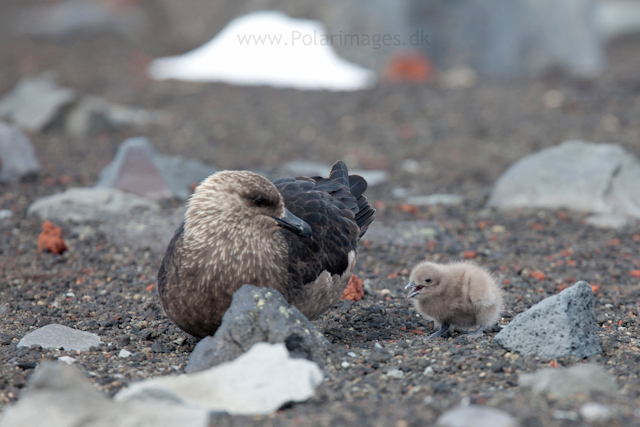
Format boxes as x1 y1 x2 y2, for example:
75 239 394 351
57 356 76 365
118 349 132 359
18 324 101 352
347 352 357 358
386 369 404 379
552 410 579 421
579 403 611 422
437 405 519 427
519 364 618 398
341 361 351 369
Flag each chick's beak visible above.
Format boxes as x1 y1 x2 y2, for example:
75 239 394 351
273 208 312 239
405 281 420 299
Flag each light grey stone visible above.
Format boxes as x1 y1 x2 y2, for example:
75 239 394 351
584 213 629 229
579 402 611 422
0 72 76 132
186 285 328 373
65 96 168 137
437 405 519 427
96 137 217 200
519 364 617 398
363 221 447 247
0 210 13 221
386 369 404 379
0 362 208 427
116 342 323 416
489 141 640 219
598 0 640 40
99 208 184 255
495 281 601 358
27 188 158 223
406 194 464 206
0 122 40 183
18 324 101 352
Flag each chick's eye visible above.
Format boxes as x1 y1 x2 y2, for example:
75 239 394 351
425 278 432 283
253 196 266 207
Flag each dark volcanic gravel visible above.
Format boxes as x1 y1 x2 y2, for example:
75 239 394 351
2 3 640 426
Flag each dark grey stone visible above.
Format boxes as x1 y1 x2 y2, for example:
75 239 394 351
0 122 40 183
495 281 601 358
186 285 329 373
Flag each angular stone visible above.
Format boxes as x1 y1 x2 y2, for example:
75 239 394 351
96 137 217 200
0 362 208 427
0 122 40 183
116 343 323 416
519 364 617 398
186 285 329 373
18 324 101 352
437 405 519 427
0 72 76 132
488 141 640 218
27 188 158 223
495 281 601 358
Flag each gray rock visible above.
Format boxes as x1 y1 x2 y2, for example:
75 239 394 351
186 285 328 373
27 188 158 223
0 122 40 183
584 213 629 229
519 364 617 398
0 72 76 132
579 402 612 423
100 207 185 255
18 324 101 352
96 137 217 200
65 96 168 137
437 405 519 427
363 220 444 247
495 281 601 358
116 342 323 416
10 0 148 41
0 362 208 427
406 194 464 206
488 141 640 219
0 210 13 221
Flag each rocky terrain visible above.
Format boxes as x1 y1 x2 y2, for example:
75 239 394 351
2 1 640 426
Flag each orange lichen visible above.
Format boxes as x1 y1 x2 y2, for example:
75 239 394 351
341 274 364 301
37 220 67 255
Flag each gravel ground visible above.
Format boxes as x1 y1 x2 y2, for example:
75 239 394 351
2 3 640 426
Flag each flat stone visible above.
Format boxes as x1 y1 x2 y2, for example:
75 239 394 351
65 96 168 137
186 285 328 373
584 213 629 229
488 141 640 218
406 194 464 206
99 207 185 255
96 137 217 200
116 342 323 416
0 122 40 183
27 188 158 223
0 72 76 132
495 281 601 358
437 405 519 427
519 364 617 398
17 324 101 352
579 402 612 422
0 362 208 427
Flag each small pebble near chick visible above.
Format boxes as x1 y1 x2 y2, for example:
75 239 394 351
406 261 503 340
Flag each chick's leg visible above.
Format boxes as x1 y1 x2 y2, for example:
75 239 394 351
425 323 450 340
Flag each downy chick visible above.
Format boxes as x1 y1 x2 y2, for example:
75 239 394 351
406 261 503 340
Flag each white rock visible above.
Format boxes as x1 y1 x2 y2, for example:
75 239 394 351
148 11 375 91
0 209 13 220
580 402 611 422
115 343 323 415
118 349 132 359
488 141 640 218
386 369 404 379
57 356 76 365
0 122 40 183
519 364 617 398
0 72 76 132
18 324 101 352
27 188 158 223
424 366 434 376
437 405 519 427
553 410 579 421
